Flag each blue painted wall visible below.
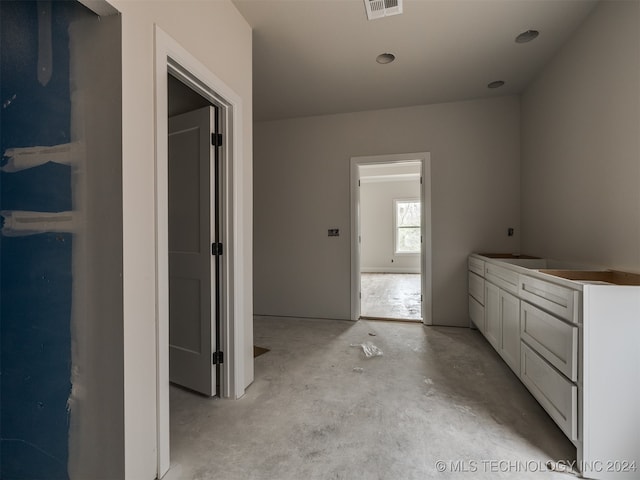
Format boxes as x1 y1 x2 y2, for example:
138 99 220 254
0 2 86 478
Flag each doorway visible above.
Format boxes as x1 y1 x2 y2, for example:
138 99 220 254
350 153 432 325
359 162 422 320
154 26 246 478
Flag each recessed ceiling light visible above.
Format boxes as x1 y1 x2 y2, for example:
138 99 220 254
376 53 396 64
515 30 539 43
488 80 505 89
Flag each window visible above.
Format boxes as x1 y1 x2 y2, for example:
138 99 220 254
394 199 421 254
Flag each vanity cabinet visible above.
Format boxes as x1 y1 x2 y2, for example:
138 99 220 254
468 254 640 479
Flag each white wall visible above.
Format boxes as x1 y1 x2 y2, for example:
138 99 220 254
360 178 421 273
107 1 253 478
67 12 124 479
521 1 640 273
254 96 520 325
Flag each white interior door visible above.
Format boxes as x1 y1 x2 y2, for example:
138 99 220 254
168 106 217 396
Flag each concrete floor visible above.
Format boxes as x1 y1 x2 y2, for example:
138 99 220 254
361 273 422 320
167 316 575 480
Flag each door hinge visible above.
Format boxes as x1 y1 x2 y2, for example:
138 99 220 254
358 179 361 187
211 133 223 147
420 176 423 185
212 351 224 365
212 242 223 256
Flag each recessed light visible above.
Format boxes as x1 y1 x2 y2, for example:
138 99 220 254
515 30 539 43
488 80 505 89
376 53 396 64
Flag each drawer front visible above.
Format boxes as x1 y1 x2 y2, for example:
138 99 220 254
468 256 485 276
519 275 579 323
521 343 578 441
468 271 485 305
485 263 519 295
521 302 578 381
469 295 484 332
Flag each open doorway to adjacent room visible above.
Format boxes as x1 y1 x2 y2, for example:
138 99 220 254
350 153 432 325
154 27 246 478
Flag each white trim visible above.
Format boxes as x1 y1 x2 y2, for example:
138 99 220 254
77 0 119 16
351 153 432 325
360 267 422 274
154 25 246 479
359 173 420 184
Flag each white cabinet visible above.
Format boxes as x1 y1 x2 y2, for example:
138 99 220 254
519 274 579 323
484 281 501 351
468 271 484 304
483 280 520 376
521 342 578 441
500 290 520 375
469 253 640 480
468 256 485 276
521 302 578 381
468 266 485 332
485 262 519 295
468 296 484 333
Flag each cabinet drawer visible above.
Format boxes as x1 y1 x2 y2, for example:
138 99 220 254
469 295 484 332
521 343 578 441
521 302 578 381
485 263 519 295
519 275 579 323
468 271 484 305
468 256 485 276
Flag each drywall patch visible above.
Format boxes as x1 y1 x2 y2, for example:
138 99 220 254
0 2 84 478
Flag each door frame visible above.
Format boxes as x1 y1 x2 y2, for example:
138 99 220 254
154 26 246 477
350 153 432 325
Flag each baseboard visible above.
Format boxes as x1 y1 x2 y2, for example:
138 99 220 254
360 267 421 274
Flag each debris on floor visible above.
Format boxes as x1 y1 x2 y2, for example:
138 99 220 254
368 332 376 336
350 341 383 358
352 367 364 373
546 460 580 476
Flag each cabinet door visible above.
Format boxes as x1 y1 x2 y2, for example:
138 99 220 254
484 282 501 351
500 290 521 376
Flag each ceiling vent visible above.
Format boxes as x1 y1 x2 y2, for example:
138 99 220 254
364 0 403 20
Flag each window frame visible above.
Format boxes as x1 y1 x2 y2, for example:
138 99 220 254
393 198 421 255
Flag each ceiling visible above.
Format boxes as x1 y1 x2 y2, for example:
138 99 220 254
233 0 598 122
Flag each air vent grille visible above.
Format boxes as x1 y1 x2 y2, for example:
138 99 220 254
364 0 402 20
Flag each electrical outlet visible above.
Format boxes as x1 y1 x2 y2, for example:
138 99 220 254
328 228 339 237
508 228 514 237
